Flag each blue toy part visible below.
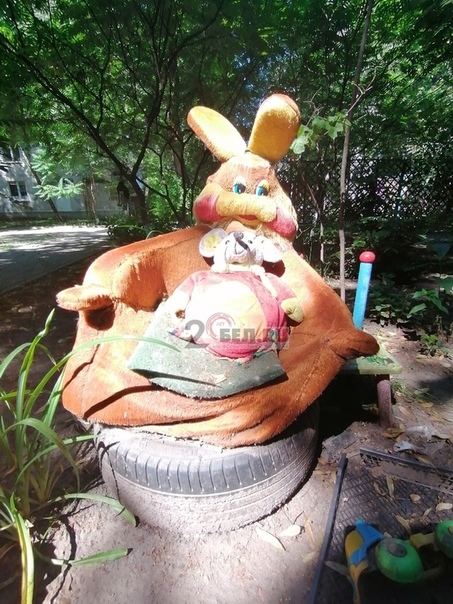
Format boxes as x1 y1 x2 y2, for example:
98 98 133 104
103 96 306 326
349 519 385 566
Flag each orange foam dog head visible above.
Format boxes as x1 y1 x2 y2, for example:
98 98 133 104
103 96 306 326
188 94 300 241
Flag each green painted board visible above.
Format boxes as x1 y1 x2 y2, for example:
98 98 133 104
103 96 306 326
127 302 286 399
340 344 402 376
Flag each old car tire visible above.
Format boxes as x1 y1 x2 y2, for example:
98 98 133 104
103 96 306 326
96 402 319 533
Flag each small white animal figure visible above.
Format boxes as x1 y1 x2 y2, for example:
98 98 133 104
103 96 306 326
164 227 304 348
199 228 282 276
196 227 303 324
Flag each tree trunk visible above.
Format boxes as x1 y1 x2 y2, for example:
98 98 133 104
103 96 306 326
339 0 374 301
128 177 150 226
89 169 98 222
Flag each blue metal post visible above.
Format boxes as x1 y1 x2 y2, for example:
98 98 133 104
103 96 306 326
352 251 375 329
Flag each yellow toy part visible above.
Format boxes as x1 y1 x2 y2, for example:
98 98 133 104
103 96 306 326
248 94 300 163
188 93 300 165
345 529 371 604
197 227 226 258
187 106 246 162
281 297 304 323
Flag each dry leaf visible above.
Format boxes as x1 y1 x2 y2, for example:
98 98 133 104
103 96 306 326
436 502 453 512
279 524 302 538
313 468 333 478
410 494 421 504
373 482 386 496
324 561 349 576
421 507 432 519
386 475 395 499
437 411 453 423
382 428 404 439
304 519 316 549
317 457 329 466
426 408 443 420
255 526 285 551
371 466 385 478
395 514 411 534
398 406 413 419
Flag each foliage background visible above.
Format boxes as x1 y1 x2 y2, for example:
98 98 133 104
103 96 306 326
0 0 451 275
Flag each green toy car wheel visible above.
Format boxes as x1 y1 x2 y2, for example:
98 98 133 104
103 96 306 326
375 537 424 584
435 519 453 558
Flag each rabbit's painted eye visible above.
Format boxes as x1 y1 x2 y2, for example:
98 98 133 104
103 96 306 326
232 178 246 194
256 180 269 196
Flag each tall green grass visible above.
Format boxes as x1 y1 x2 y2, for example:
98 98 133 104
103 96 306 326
0 311 137 604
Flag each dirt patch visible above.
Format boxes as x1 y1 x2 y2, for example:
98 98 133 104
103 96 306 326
1 259 452 604
0 256 99 391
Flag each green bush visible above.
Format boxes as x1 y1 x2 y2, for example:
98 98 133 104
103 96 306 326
369 273 452 342
316 214 453 283
104 211 183 245
104 214 149 243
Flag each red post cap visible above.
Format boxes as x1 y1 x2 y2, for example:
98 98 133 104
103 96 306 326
359 251 375 263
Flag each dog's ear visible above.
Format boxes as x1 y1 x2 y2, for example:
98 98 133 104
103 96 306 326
188 107 246 162
198 228 228 258
255 236 283 263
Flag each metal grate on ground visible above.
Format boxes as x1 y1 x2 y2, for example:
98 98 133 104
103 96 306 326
310 448 453 604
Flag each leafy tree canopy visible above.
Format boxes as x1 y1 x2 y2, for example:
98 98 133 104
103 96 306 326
0 0 451 227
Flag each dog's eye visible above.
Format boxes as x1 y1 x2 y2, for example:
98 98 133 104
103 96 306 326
232 178 246 194
256 180 269 196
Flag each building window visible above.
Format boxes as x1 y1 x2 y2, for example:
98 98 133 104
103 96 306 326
0 146 20 162
9 181 28 200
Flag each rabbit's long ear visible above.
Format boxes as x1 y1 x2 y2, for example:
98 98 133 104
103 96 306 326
248 94 300 164
188 107 246 162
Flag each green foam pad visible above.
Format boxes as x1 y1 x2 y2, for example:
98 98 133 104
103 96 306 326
127 303 286 399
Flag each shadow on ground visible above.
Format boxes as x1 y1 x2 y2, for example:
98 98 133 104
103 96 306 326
1 252 451 604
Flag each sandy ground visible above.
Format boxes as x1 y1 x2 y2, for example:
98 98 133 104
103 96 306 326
0 230 452 604
40 322 453 604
